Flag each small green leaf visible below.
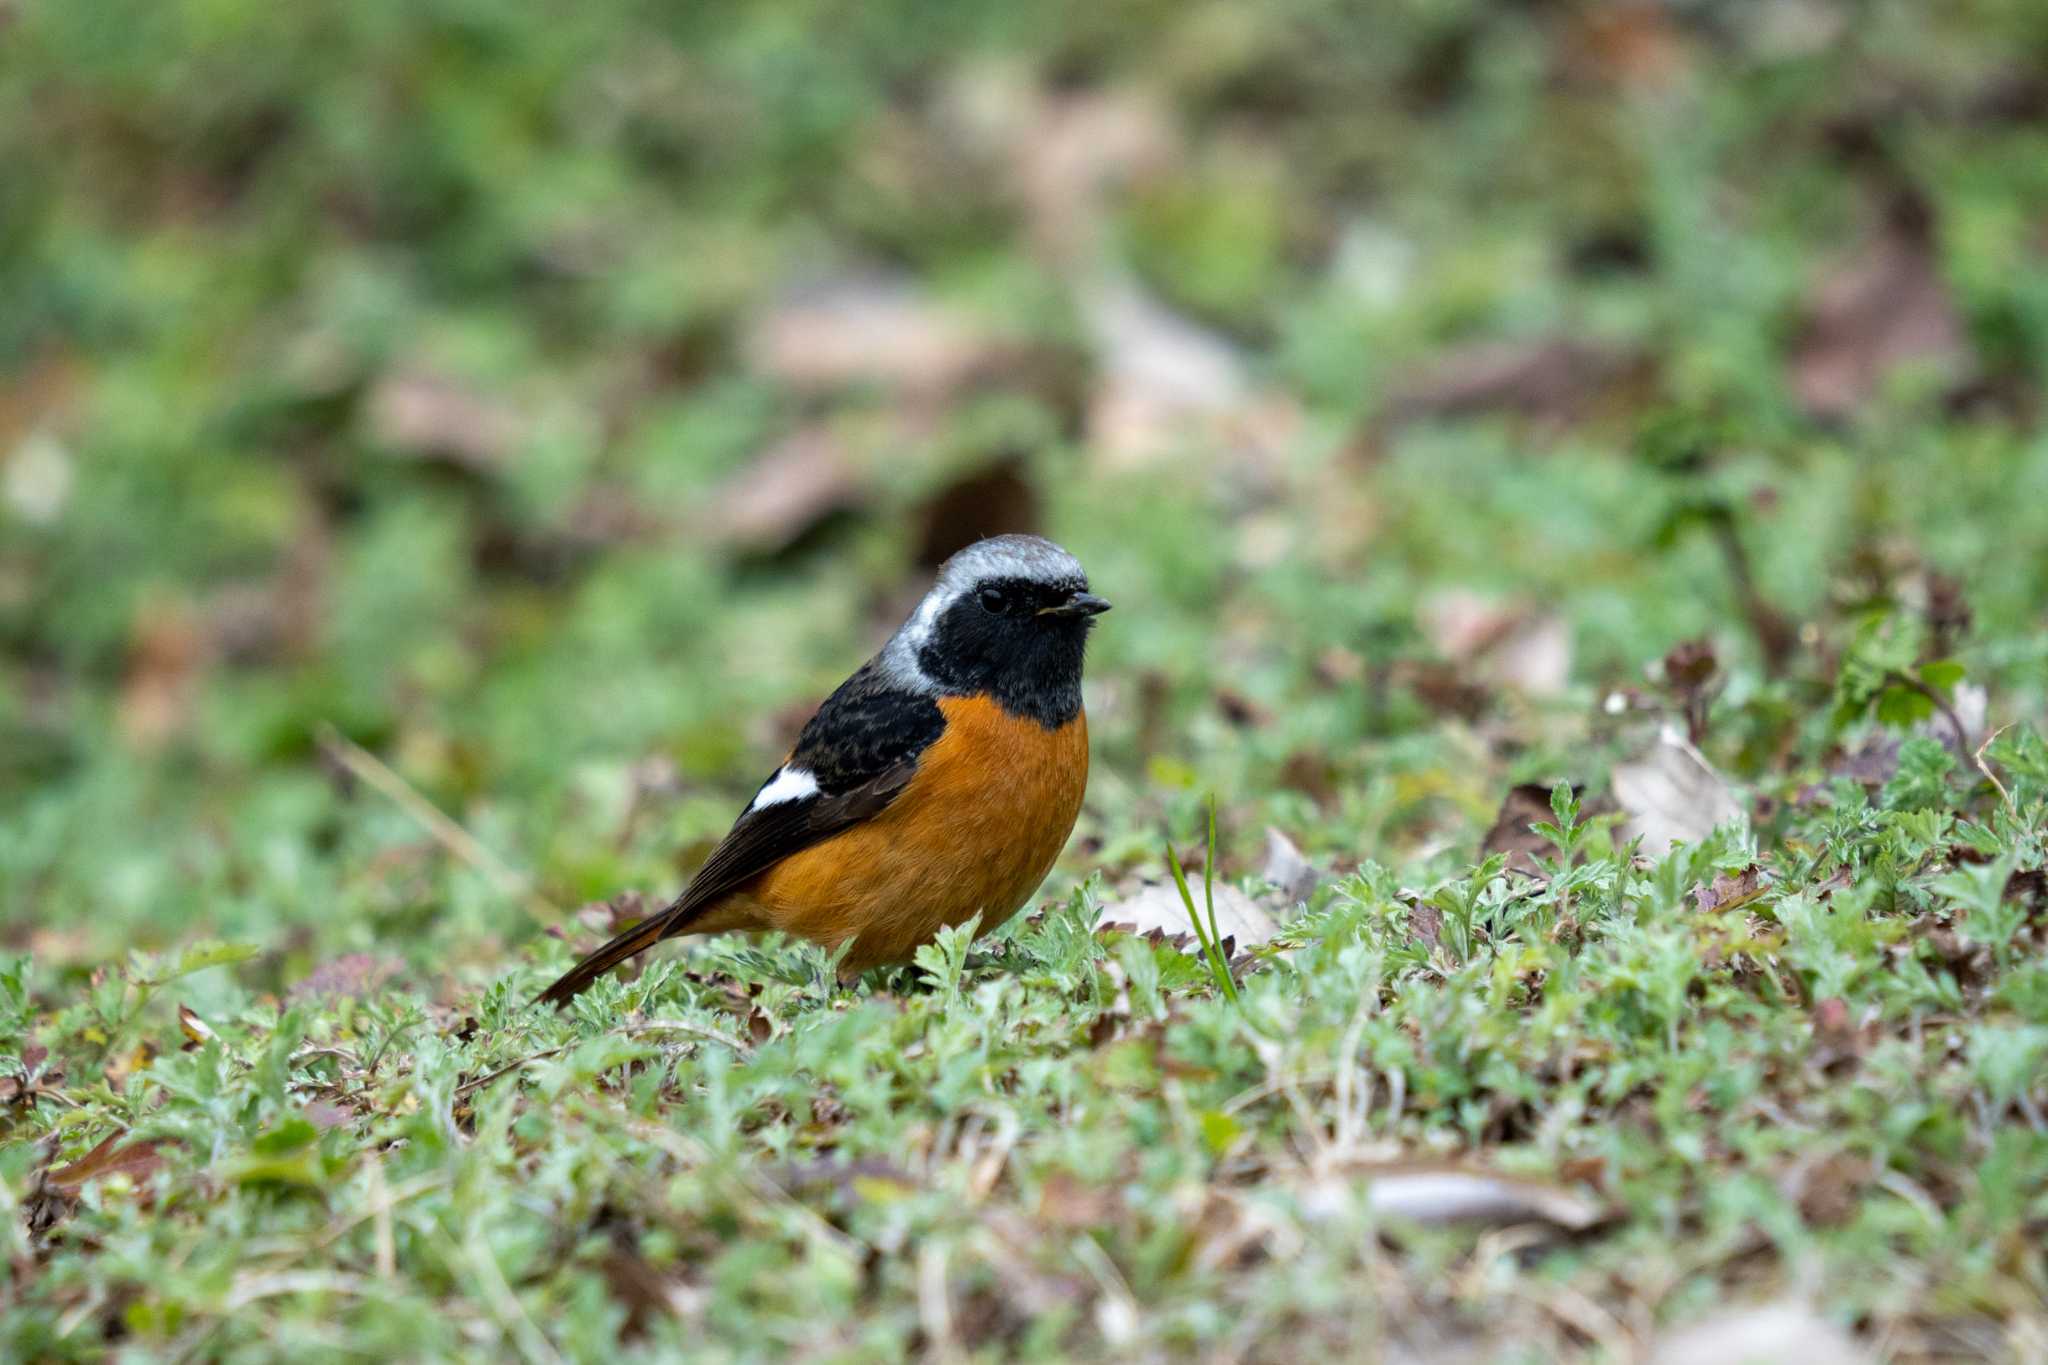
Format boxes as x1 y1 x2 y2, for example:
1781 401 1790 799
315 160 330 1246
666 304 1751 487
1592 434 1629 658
1198 1109 1242 1153
1549 781 1579 831
1917 659 1966 693
1875 685 1934 729
252 1118 320 1157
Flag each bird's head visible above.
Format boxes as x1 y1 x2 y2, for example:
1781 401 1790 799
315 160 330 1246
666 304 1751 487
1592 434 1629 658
880 535 1107 727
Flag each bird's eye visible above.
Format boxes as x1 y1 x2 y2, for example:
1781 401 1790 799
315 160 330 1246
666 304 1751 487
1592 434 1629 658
977 585 1010 614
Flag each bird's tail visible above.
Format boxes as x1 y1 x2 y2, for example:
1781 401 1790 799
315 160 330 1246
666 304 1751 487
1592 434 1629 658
534 899 708 1008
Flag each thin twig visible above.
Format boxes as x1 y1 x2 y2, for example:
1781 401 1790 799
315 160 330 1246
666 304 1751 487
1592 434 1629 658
1973 722 2016 814
455 1047 571 1097
316 723 555 919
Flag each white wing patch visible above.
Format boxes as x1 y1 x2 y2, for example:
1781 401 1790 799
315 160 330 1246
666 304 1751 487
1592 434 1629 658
748 766 820 812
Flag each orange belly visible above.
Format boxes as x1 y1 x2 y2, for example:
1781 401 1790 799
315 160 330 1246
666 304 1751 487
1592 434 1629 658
723 696 1088 971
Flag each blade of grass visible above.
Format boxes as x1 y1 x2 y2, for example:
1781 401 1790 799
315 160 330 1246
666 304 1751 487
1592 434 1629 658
1164 801 1239 1003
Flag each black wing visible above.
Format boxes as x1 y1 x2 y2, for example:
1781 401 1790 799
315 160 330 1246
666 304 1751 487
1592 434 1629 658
536 664 944 1006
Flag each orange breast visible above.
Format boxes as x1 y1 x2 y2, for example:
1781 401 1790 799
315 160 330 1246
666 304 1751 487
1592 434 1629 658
731 696 1089 971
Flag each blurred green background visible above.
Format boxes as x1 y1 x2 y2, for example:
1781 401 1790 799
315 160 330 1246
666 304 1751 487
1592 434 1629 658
5 0 2047 984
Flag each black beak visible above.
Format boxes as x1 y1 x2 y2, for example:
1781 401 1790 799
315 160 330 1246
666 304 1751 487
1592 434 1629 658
1040 591 1111 619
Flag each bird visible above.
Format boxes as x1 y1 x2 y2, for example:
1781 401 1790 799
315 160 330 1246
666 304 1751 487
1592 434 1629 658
537 534 1109 1006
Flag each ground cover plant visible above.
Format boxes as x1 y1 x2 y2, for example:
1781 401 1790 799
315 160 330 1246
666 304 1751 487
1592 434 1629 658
5 1 2048 1359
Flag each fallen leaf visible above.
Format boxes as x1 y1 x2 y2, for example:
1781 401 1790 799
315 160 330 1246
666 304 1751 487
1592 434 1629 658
1659 637 1720 743
1388 337 1649 430
1035 1170 1117 1229
1095 880 1280 950
1613 725 1742 856
1310 1162 1605 1232
743 276 997 397
2 1051 66 1113
1215 688 1273 728
1790 196 1971 421
1650 1303 1871 1365
701 426 868 557
601 1248 704 1341
982 80 1176 263
1278 748 1342 808
48 1131 169 1189
1261 827 1318 906
1396 893 1444 950
364 370 520 470
913 458 1042 572
1787 1149 1870 1228
1387 659 1493 721
1081 272 1248 468
577 891 653 936
177 1004 216 1049
1419 591 1572 698
304 1101 353 1131
1565 3 1694 90
118 594 209 750
288 953 402 1003
1809 997 1866 1060
1480 784 1571 877
1691 864 1766 913
3 428 75 525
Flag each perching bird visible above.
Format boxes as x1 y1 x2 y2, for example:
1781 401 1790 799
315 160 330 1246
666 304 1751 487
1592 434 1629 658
537 535 1107 1005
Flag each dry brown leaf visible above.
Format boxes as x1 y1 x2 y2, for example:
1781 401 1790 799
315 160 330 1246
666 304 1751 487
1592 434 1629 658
1691 864 1766 913
48 1131 169 1189
976 81 1175 263
1403 895 1444 951
1659 637 1721 743
1650 1303 1871 1365
913 459 1042 571
743 277 996 397
1481 784 1570 877
577 891 653 937
1613 725 1742 856
1420 591 1572 698
176 1003 216 1049
118 595 209 751
1791 199 1971 421
305 1101 354 1131
1566 3 1695 90
288 953 402 1003
601 1248 705 1340
1388 337 1648 429
1035 1170 1118 1229
1094 880 1280 950
1810 997 1862 1054
700 427 866 556
364 371 520 470
1787 1150 1871 1229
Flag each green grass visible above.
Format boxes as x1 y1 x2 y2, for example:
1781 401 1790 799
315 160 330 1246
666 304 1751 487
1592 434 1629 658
6 1 2048 1359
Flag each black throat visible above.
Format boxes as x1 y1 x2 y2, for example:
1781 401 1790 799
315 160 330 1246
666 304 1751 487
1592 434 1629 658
915 586 1092 729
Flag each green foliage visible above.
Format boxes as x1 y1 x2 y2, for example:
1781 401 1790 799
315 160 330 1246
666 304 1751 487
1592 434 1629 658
7 0 2048 1358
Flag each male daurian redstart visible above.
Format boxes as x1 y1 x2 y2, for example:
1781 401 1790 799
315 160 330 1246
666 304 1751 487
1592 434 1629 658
537 535 1107 1005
